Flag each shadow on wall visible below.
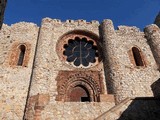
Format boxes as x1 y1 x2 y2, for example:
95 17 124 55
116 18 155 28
117 97 160 120
117 79 160 120
151 78 160 98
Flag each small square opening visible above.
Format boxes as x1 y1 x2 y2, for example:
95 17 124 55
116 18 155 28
81 97 90 102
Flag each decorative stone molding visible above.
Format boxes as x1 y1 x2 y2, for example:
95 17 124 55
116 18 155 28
56 71 105 102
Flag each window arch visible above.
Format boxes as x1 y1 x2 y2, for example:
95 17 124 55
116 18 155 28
131 47 145 66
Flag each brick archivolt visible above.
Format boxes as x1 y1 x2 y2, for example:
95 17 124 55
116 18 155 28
56 71 104 102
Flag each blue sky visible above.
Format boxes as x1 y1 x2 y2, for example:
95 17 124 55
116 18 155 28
4 0 160 30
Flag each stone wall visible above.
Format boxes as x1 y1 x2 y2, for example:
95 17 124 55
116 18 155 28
101 20 160 103
25 94 115 120
25 18 114 119
0 18 160 119
0 22 39 119
29 18 109 101
41 102 115 120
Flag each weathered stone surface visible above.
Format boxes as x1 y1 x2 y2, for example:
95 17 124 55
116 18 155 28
101 20 160 103
0 18 160 120
0 22 39 119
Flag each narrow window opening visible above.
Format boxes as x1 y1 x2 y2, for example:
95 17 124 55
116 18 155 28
132 47 144 66
17 45 26 66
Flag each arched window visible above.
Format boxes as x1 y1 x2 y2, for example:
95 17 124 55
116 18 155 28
132 47 144 66
9 43 30 67
17 45 26 66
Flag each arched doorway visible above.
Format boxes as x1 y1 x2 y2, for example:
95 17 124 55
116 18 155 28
65 80 100 102
56 71 102 102
69 85 90 102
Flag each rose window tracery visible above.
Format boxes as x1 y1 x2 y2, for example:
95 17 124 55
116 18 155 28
63 37 98 67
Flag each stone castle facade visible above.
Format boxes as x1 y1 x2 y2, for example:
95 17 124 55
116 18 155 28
1 9 160 119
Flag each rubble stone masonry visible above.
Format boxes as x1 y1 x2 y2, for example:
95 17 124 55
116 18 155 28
0 18 160 119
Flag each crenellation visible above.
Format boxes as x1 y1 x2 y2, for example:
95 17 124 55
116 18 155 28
66 19 74 23
91 20 99 24
42 17 53 23
52 19 62 23
55 19 101 27
117 26 140 32
76 19 86 23
116 26 143 38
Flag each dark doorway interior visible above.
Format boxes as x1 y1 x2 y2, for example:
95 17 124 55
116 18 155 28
81 97 90 102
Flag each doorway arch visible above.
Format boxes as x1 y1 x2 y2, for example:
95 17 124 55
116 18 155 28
56 72 101 102
64 79 100 102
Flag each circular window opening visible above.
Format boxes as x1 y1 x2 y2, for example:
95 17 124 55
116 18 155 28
63 37 99 67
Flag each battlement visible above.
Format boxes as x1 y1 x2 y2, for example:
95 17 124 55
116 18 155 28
117 26 140 32
42 17 99 26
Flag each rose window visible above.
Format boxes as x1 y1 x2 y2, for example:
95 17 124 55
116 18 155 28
63 37 99 67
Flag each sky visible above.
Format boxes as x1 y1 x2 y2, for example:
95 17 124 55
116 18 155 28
4 0 160 30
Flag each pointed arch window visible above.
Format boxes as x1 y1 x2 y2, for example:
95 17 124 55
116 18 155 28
17 45 26 66
131 47 145 66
